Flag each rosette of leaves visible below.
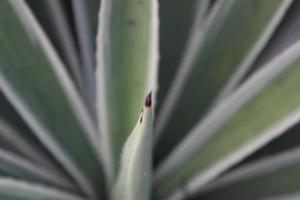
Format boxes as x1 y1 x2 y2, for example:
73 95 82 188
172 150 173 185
0 0 300 200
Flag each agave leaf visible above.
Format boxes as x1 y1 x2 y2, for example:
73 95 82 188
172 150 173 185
96 0 159 179
156 0 208 112
26 0 86 96
0 148 74 190
72 0 98 110
192 147 300 200
43 0 86 95
247 0 300 79
238 120 300 168
28 0 99 114
25 0 62 56
112 95 153 200
0 94 75 189
0 118 46 164
154 0 292 164
266 193 300 200
0 0 104 197
0 93 64 172
85 0 101 39
0 118 74 188
155 36 300 199
0 178 85 200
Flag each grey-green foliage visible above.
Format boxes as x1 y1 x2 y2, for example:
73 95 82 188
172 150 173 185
0 0 104 198
112 100 153 200
96 0 157 176
192 147 300 200
0 0 300 200
154 0 289 164
155 38 300 199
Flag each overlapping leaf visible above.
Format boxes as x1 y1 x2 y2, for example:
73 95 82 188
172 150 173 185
155 0 291 166
112 95 153 200
155 32 300 199
96 0 158 179
192 148 300 200
0 0 104 197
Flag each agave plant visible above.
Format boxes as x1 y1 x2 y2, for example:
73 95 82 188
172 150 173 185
1 0 300 199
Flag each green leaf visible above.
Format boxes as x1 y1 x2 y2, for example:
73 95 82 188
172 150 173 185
0 0 104 197
193 147 300 200
0 92 62 172
27 0 100 114
265 193 300 200
0 148 74 190
155 34 300 199
26 0 86 95
112 95 153 200
154 0 292 165
85 0 101 40
156 0 206 112
233 109 300 168
0 178 85 200
0 117 74 189
96 0 158 178
248 0 300 78
72 0 99 111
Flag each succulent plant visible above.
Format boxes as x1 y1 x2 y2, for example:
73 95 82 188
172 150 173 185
1 0 300 199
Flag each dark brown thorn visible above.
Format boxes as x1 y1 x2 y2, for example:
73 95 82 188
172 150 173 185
145 92 152 107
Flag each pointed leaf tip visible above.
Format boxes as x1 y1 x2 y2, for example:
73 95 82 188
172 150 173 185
112 93 153 200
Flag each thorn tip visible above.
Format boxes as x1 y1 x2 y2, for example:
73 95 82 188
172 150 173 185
145 92 152 107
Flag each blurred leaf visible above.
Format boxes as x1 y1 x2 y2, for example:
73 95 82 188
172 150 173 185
27 0 100 115
192 147 300 200
96 0 158 178
0 92 76 193
0 117 74 190
85 0 101 41
228 4 300 177
155 37 300 199
0 148 74 190
25 0 86 95
234 121 300 169
25 0 62 56
0 178 84 200
265 193 300 200
245 0 300 80
72 0 99 111
42 0 86 96
0 0 104 197
0 92 62 171
154 0 291 165
156 0 202 112
112 96 153 200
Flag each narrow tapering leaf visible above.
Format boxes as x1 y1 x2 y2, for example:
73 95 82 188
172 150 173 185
0 178 85 200
0 0 105 197
193 147 300 200
0 148 74 190
112 94 153 200
156 0 207 112
155 36 300 199
155 0 292 165
26 0 86 96
72 0 98 112
248 0 300 78
96 0 159 179
0 94 66 176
